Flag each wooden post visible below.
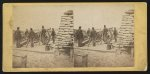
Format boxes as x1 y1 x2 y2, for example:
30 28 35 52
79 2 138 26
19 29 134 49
74 54 76 67
22 55 27 68
82 54 88 67
70 48 74 62
74 54 88 67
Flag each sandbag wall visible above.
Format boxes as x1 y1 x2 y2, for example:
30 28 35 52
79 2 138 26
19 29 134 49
118 9 134 48
55 10 74 49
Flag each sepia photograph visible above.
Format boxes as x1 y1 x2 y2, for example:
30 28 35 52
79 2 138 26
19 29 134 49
12 4 134 68
3 3 147 71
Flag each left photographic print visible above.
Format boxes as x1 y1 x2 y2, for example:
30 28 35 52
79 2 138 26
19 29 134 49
12 7 74 68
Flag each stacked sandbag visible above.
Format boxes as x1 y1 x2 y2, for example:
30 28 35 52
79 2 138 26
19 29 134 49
55 10 74 49
117 9 134 48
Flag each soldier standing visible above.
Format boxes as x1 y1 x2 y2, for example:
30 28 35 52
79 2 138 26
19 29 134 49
25 29 29 39
76 26 84 47
103 25 108 43
113 27 118 42
41 26 47 45
51 28 56 43
15 27 22 48
41 26 46 37
25 29 29 47
90 27 97 46
26 28 35 47
87 28 91 38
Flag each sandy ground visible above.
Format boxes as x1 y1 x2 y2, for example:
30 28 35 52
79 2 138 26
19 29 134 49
74 48 134 67
13 41 134 68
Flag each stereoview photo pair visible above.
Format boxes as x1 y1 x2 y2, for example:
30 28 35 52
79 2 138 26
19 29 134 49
3 2 147 72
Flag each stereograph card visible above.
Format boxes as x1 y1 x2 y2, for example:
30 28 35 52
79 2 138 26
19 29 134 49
2 2 147 72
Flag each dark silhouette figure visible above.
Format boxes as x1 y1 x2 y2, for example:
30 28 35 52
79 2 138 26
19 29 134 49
76 26 84 47
26 28 35 47
113 27 118 42
41 26 47 45
15 27 22 48
87 28 91 38
103 25 108 43
88 27 97 46
25 29 29 39
51 28 56 43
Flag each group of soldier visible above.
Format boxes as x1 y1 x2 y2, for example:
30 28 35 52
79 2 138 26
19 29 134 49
14 26 56 48
75 25 118 47
14 25 118 48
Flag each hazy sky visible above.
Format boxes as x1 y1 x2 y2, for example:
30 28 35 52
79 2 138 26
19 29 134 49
12 4 133 31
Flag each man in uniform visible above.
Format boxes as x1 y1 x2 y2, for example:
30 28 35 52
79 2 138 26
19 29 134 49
15 27 22 48
103 25 108 43
25 29 29 39
76 26 84 47
41 26 47 45
87 28 91 38
113 27 118 42
26 28 35 47
89 27 97 46
51 28 56 44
